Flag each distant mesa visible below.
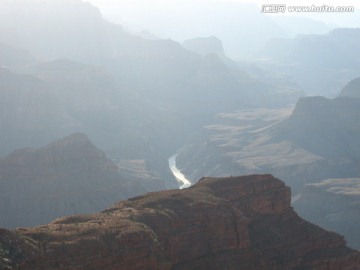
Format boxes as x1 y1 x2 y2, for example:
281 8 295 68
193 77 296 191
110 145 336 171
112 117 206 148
0 133 147 229
182 36 225 57
176 94 360 195
1 174 360 269
134 30 159 40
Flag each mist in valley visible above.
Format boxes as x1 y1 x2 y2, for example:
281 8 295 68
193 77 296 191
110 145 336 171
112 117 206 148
1 0 360 263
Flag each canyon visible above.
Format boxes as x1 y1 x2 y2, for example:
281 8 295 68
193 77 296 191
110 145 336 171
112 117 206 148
1 175 359 269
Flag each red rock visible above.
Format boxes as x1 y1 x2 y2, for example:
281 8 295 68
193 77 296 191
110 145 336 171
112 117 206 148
1 174 359 269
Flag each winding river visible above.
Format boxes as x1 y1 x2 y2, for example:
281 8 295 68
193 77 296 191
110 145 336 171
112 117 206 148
168 154 192 189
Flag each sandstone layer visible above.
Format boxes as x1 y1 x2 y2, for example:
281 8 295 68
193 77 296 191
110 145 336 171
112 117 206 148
1 175 359 269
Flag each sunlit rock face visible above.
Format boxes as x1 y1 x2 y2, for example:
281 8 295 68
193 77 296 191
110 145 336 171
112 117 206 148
1 175 360 270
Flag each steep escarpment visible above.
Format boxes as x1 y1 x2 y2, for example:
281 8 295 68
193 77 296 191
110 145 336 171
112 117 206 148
0 0 303 196
0 133 162 229
0 3 301 195
176 95 360 193
293 178 360 250
274 96 360 158
1 175 359 269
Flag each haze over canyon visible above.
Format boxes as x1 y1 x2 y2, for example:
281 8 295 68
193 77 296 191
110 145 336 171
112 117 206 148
1 0 360 269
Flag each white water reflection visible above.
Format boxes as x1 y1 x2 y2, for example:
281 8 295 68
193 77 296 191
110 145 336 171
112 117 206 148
168 154 192 189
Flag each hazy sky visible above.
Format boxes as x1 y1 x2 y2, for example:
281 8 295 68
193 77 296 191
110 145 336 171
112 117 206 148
87 0 360 25
85 0 360 57
87 0 360 10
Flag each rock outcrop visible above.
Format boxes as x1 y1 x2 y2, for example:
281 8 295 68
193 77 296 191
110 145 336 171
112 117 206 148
293 178 360 250
0 133 153 229
1 175 359 269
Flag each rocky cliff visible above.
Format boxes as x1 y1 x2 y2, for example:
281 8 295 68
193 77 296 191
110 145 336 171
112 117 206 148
176 95 360 193
274 96 360 159
293 178 360 250
0 0 303 194
1 175 359 269
0 133 160 229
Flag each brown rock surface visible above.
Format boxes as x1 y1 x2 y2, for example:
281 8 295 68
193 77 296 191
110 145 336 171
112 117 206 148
1 175 360 269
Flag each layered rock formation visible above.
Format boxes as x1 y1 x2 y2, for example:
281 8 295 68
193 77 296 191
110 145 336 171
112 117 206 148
0 0 302 192
177 95 360 193
1 175 359 269
293 178 360 250
0 65 179 198
0 133 162 229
